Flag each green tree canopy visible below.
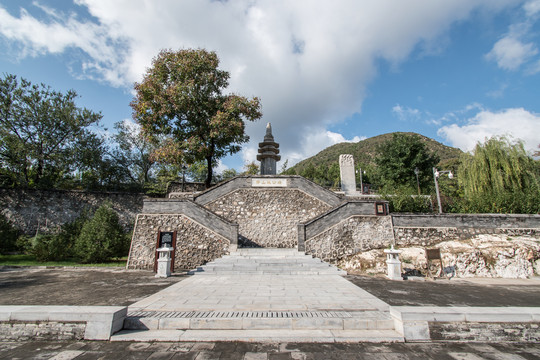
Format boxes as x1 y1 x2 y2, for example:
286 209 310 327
131 49 262 188
0 74 102 188
374 133 439 191
110 120 156 186
458 137 540 213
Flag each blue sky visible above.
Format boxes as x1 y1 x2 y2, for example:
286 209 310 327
1 0 539 173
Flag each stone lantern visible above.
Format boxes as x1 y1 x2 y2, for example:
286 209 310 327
384 245 403 281
155 246 174 278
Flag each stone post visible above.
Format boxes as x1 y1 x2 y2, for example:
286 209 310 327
339 154 356 194
384 245 403 281
155 246 173 278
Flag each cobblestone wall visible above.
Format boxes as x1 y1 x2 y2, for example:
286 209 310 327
305 216 394 263
127 214 230 270
429 322 540 342
394 227 540 248
0 321 85 341
204 189 332 248
0 188 143 234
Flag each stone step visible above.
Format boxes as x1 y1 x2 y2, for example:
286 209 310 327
190 248 346 276
111 329 404 343
123 310 395 331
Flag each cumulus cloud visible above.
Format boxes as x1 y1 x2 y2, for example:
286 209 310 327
524 0 540 16
0 0 515 164
243 129 365 168
486 35 538 70
438 108 540 153
486 1 540 72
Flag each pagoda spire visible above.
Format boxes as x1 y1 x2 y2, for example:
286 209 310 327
257 123 281 175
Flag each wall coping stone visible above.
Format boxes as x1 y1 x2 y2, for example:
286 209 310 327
0 305 127 340
390 305 540 342
194 176 342 207
298 200 389 250
392 213 540 229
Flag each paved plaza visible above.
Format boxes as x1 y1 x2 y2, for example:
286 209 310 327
2 340 540 359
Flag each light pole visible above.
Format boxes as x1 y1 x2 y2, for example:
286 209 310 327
414 167 420 195
433 167 453 214
356 168 366 194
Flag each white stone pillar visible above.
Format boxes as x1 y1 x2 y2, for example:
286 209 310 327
155 247 173 278
384 245 402 281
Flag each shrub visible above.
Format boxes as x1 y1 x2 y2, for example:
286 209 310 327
74 204 129 263
0 214 19 254
381 186 432 213
30 233 71 262
23 211 91 262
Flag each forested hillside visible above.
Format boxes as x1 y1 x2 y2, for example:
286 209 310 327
285 132 462 176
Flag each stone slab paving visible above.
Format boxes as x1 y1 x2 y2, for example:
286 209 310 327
2 340 540 359
128 274 389 313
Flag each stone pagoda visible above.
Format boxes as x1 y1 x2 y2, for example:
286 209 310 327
257 123 281 175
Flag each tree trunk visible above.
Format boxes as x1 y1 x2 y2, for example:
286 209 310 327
205 156 213 189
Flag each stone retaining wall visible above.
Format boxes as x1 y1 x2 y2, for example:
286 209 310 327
204 188 332 248
392 214 540 248
305 216 393 263
0 321 85 341
127 214 230 270
0 188 144 234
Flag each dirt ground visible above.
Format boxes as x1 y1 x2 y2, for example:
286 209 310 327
1 267 540 307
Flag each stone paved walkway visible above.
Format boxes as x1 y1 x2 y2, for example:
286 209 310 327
129 274 389 312
2 340 540 359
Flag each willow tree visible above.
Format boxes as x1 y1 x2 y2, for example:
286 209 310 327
131 49 262 188
458 137 540 213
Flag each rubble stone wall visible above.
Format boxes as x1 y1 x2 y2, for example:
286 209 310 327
394 227 540 248
0 188 143 234
0 321 85 341
204 188 333 248
305 216 394 263
127 214 230 270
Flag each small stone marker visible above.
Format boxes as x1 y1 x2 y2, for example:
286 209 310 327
384 245 403 281
339 154 356 194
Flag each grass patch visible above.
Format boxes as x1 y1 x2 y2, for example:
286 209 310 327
0 254 126 267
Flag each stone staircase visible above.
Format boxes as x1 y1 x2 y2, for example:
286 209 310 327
113 248 403 342
188 248 347 276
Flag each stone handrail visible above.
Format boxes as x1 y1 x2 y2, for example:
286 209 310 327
298 200 387 251
141 199 238 245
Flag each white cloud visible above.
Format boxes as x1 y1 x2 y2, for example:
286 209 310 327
243 128 365 169
524 0 540 17
0 0 515 164
437 108 540 153
486 35 538 70
392 104 421 121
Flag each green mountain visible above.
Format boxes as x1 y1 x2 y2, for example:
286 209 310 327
285 132 463 175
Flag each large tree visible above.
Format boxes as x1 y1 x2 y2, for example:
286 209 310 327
374 133 439 191
0 74 102 188
458 137 540 213
131 49 262 188
109 120 156 186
